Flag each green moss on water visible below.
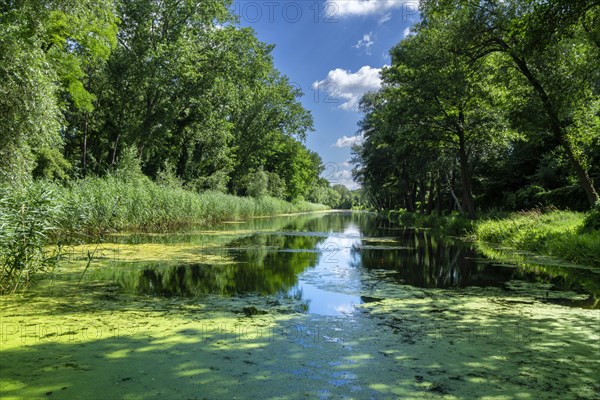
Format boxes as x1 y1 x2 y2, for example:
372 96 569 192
2 212 600 399
2 277 599 399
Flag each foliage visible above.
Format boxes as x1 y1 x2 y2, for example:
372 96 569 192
244 169 269 198
0 184 62 293
354 0 600 214
0 0 324 204
393 210 474 236
583 201 600 232
0 0 118 184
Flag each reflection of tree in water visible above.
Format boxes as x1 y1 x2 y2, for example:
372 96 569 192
355 228 500 288
355 227 600 299
114 232 326 297
98 212 598 306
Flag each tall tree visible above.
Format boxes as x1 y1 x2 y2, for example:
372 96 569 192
421 0 600 206
0 0 117 182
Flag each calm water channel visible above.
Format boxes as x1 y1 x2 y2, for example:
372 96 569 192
3 211 599 400
85 211 599 312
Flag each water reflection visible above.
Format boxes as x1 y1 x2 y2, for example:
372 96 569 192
91 211 598 311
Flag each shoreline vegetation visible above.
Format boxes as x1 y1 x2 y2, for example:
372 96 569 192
386 207 600 269
0 176 328 294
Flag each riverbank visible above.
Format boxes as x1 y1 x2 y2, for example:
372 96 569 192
0 176 328 235
0 177 328 294
387 209 600 268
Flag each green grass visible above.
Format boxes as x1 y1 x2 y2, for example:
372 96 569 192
389 208 600 268
0 176 328 292
475 210 600 268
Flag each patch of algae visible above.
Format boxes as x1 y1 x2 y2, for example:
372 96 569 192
2 271 599 399
2 216 599 399
59 242 236 266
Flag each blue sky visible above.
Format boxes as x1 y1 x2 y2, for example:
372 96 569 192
233 0 419 188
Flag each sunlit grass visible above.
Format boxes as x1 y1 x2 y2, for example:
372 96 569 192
475 210 600 267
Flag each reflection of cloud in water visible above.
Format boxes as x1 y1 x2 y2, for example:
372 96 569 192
294 283 360 316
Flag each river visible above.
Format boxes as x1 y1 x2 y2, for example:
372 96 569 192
1 211 598 399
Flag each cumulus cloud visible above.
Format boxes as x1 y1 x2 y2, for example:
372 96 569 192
333 134 364 148
327 0 418 17
354 32 374 55
312 66 383 111
329 169 359 190
403 27 411 37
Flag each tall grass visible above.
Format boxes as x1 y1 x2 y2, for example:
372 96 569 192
0 184 63 293
475 210 600 267
53 175 327 233
0 176 328 292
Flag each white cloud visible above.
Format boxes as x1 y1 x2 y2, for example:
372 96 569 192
329 169 359 190
340 159 353 167
327 0 418 17
403 27 411 37
378 12 392 25
312 66 383 111
354 32 374 55
333 134 364 148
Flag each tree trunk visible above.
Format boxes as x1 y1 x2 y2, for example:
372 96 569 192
111 134 120 166
448 182 463 214
426 175 435 215
457 123 476 219
418 179 427 214
82 112 88 176
508 50 599 207
564 141 599 205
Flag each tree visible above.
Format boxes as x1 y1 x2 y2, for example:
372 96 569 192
356 24 511 218
421 0 600 207
0 0 117 182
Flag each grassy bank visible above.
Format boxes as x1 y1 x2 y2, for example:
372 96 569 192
475 210 600 268
0 176 328 293
1 176 328 234
386 210 477 236
387 208 600 268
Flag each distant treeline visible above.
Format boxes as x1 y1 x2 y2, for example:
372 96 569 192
353 0 600 217
0 0 344 204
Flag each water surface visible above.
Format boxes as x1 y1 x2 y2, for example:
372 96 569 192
82 211 599 312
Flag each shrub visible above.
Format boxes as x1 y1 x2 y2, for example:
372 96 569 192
582 201 600 232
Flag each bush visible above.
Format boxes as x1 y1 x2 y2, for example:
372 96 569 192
443 214 474 236
582 201 600 232
245 169 269 198
398 210 417 226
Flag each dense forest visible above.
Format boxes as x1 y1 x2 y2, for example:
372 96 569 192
0 0 340 202
353 0 600 217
